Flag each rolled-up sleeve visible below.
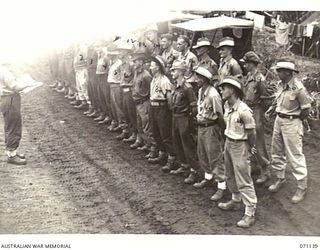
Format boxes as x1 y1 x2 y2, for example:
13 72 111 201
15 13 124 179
240 109 256 130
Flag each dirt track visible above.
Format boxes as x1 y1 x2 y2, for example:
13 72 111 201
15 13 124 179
0 83 319 235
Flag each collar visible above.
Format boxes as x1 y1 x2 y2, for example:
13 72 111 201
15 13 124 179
282 76 295 90
163 46 173 54
181 49 190 59
226 98 241 113
220 55 232 64
176 77 185 88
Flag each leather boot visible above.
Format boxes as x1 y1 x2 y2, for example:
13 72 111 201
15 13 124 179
161 156 177 172
237 215 255 228
116 131 129 140
218 200 242 211
268 178 286 193
123 134 137 143
7 156 27 165
74 101 87 109
184 172 199 184
291 188 307 204
148 152 166 165
98 116 112 125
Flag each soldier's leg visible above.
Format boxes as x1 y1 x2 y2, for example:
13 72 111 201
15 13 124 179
282 119 308 190
270 117 286 179
232 141 257 216
3 95 22 154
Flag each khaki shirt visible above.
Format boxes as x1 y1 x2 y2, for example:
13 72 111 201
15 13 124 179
119 60 134 87
107 59 122 83
178 49 199 79
132 69 152 101
275 78 312 116
161 46 175 69
197 85 223 123
224 99 255 140
73 44 88 71
218 55 242 82
96 50 109 75
243 69 267 106
199 54 218 75
170 79 197 114
0 67 19 97
150 74 173 101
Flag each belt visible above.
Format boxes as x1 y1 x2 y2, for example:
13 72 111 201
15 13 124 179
150 101 167 107
122 87 132 93
277 113 300 120
134 97 149 105
197 120 218 127
226 137 247 142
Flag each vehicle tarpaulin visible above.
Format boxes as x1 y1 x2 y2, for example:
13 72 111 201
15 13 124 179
171 15 254 31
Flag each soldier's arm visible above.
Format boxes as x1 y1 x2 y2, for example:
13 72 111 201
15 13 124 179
186 87 197 116
298 88 312 120
241 109 256 151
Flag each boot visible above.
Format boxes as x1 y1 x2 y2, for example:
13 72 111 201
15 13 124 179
56 86 66 93
110 124 122 132
94 114 105 121
210 189 225 201
184 172 199 184
74 101 87 109
98 116 112 125
123 133 137 143
193 179 211 189
218 200 242 211
84 106 94 115
49 82 58 88
268 178 286 193
161 156 177 172
107 122 118 131
256 169 271 185
87 109 99 117
237 215 255 228
148 151 166 164
116 131 129 140
137 144 149 152
130 140 143 149
70 100 80 106
170 166 188 175
145 148 158 159
291 188 307 204
7 155 27 165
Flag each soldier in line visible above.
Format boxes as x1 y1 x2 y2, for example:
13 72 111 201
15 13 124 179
72 42 90 109
165 60 198 175
176 35 199 85
191 65 227 201
218 76 258 228
107 44 126 132
131 52 157 158
148 56 176 170
266 58 312 203
159 33 176 75
95 43 112 125
217 37 243 86
241 51 271 184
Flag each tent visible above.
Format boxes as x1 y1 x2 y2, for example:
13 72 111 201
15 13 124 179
171 15 254 61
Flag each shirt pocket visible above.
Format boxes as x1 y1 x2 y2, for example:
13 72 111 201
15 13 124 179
232 113 244 133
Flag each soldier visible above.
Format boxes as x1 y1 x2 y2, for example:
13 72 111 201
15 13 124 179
218 76 258 228
190 65 227 201
148 56 176 170
266 58 312 203
62 44 76 100
166 60 198 175
217 37 242 86
240 51 271 184
85 43 101 119
107 43 126 132
143 23 161 56
0 64 37 165
72 42 90 109
193 37 218 74
95 44 112 125
159 33 176 74
131 52 157 158
176 35 199 84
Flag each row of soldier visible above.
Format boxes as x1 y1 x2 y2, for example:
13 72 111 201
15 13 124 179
48 31 312 228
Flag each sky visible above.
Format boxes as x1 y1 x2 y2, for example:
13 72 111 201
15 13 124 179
0 0 319 62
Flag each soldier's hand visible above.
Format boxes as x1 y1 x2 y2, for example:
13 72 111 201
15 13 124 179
250 145 257 155
265 111 271 121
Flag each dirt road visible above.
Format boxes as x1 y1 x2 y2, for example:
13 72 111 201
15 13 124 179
0 84 319 235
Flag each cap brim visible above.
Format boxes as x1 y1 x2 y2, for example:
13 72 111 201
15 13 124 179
273 66 299 73
192 44 212 49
